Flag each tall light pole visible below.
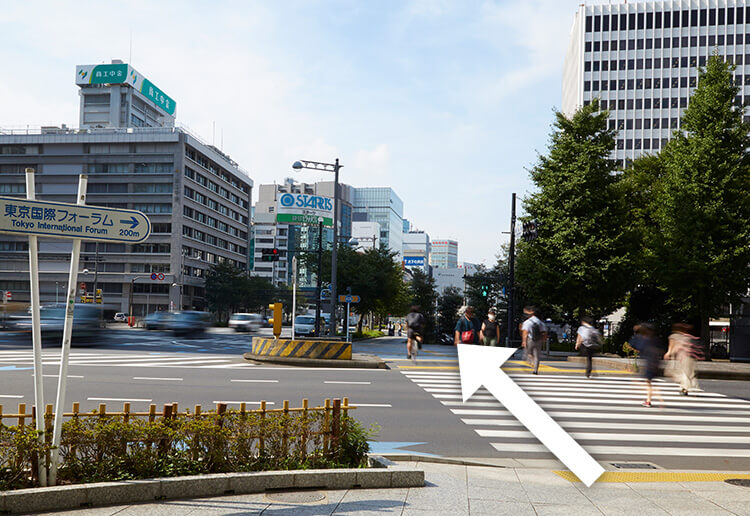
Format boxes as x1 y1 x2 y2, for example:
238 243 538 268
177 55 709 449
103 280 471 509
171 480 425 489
293 158 342 336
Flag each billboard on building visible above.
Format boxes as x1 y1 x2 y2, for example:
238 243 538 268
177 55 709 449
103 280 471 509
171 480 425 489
276 193 333 227
76 63 176 116
404 255 426 267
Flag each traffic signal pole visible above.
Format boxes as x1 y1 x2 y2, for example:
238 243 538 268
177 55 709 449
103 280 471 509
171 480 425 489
506 193 516 347
315 219 323 336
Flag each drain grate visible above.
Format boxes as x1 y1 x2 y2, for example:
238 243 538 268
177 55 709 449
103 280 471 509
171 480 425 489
610 462 657 469
726 479 750 488
265 491 326 503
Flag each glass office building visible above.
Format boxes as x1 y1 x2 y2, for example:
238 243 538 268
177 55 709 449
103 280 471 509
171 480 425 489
353 187 404 258
563 0 750 165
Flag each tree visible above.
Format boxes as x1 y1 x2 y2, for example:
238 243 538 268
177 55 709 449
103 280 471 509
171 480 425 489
408 268 438 343
437 286 463 338
517 98 635 319
204 262 246 322
241 275 278 312
650 55 750 342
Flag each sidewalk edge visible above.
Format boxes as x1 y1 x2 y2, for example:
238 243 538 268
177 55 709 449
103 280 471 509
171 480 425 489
244 352 387 369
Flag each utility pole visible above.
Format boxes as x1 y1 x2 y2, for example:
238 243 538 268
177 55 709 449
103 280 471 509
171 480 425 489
506 193 516 347
315 218 323 336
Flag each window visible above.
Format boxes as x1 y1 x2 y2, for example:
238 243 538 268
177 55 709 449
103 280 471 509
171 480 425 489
655 12 662 29
602 14 609 31
0 241 29 251
594 16 601 32
151 223 172 233
644 98 651 108
646 12 653 29
87 183 127 193
132 203 172 214
134 163 172 174
0 183 25 194
131 243 171 254
709 8 716 25
585 61 591 72
133 183 172 193
586 16 592 32
89 164 129 174
131 263 170 273
585 41 592 52
84 94 109 106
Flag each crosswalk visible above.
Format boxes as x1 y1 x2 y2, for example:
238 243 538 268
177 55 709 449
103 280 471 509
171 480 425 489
402 370 750 460
0 350 256 369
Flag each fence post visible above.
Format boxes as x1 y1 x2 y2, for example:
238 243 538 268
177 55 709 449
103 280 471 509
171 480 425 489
99 403 106 419
148 404 156 423
44 404 53 477
216 402 226 427
194 405 201 417
301 399 309 459
18 403 26 427
332 398 341 457
71 403 79 461
259 401 266 456
123 403 131 424
282 400 289 454
342 397 349 439
159 404 173 456
31 405 39 485
323 399 331 453
171 402 178 419
0 404 3 421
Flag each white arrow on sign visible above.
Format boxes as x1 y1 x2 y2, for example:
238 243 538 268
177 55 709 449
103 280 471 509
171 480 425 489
0 196 151 243
457 345 604 487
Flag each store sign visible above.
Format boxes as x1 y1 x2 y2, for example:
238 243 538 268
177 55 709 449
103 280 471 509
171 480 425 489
276 193 333 227
76 63 176 116
404 256 426 267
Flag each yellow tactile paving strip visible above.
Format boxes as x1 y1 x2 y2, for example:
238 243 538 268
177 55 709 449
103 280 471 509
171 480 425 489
555 471 750 483
397 364 634 374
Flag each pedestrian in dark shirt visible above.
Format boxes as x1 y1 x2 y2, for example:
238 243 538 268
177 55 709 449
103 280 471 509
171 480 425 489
480 308 500 346
454 305 481 345
405 305 425 361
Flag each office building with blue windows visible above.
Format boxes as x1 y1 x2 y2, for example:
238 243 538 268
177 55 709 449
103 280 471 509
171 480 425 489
352 187 404 259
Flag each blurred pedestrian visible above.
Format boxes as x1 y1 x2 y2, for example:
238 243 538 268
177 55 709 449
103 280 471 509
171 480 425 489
480 308 501 347
665 323 701 395
575 316 603 378
630 323 662 407
521 306 547 374
454 305 481 345
405 305 426 361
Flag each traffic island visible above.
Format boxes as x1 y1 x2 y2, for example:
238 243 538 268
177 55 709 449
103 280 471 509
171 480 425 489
245 337 386 368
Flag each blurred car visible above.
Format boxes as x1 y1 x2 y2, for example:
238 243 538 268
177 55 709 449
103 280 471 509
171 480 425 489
294 314 330 337
228 313 263 332
11 304 101 342
170 311 210 336
142 311 172 330
113 312 128 323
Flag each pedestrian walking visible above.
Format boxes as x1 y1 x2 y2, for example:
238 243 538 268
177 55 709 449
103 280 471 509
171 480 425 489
575 316 602 378
665 323 701 395
480 308 501 346
521 306 547 374
630 323 662 407
405 305 426 362
454 305 481 345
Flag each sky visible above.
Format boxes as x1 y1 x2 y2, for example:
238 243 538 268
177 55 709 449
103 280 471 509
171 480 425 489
0 0 580 266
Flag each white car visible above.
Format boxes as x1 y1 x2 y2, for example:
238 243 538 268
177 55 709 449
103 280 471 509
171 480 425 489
294 315 326 337
113 312 128 323
228 313 263 332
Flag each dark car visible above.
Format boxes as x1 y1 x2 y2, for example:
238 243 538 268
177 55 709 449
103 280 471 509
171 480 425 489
11 304 101 342
142 311 172 330
169 311 210 337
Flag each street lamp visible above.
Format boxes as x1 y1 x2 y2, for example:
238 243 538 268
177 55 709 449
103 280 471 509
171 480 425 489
292 158 342 336
128 275 150 326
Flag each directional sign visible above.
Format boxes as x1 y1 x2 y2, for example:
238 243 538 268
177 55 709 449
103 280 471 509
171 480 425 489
0 197 151 243
338 294 360 304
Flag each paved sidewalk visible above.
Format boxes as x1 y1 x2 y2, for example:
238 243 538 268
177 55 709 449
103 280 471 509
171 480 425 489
38 461 750 515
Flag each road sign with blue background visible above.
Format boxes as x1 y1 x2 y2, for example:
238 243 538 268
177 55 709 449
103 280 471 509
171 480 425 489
339 295 360 303
0 197 151 243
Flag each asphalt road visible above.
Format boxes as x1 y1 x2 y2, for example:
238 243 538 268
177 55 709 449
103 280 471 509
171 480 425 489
1 329 749 471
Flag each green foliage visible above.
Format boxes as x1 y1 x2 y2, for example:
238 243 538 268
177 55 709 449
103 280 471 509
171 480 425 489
517 98 636 319
0 408 374 489
437 286 463 337
204 263 279 322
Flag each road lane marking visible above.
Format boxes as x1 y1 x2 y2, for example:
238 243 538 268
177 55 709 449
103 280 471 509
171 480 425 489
230 379 279 383
133 377 183 381
88 397 152 402
0 394 24 398
33 374 85 378
213 401 276 405
324 381 371 385
353 403 391 407
477 428 750 443
555 471 750 483
492 443 750 458
461 419 750 433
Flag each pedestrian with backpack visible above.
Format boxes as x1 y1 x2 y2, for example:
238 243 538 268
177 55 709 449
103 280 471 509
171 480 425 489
575 316 602 378
521 306 547 374
405 305 426 361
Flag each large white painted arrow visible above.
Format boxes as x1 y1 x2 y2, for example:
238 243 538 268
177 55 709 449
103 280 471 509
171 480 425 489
457 345 605 487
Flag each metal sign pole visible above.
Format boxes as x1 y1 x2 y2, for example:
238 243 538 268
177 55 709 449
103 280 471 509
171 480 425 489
346 301 351 342
291 256 297 340
49 174 88 485
25 168 47 487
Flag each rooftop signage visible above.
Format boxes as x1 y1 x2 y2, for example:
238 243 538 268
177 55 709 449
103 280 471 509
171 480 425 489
76 63 176 116
276 193 334 227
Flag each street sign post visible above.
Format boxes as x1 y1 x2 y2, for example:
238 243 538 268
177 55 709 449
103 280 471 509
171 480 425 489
0 197 151 243
0 171 151 485
338 294 360 342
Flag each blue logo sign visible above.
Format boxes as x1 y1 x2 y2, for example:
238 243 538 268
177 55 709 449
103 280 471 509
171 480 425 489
280 193 296 207
404 256 425 267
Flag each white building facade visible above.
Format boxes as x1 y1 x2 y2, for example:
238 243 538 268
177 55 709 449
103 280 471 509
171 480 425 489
563 0 750 166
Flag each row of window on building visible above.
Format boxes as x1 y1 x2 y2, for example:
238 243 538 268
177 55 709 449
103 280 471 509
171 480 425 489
586 7 750 33
183 166 248 209
585 33 750 53
181 245 245 270
585 55 750 73
183 186 248 226
184 146 249 195
182 224 247 256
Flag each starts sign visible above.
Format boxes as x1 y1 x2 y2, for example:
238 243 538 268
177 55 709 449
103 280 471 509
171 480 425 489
0 197 151 243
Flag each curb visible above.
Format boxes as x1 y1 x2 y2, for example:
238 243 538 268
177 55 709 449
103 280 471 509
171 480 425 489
377 454 508 468
244 352 387 369
0 457 423 514
567 356 750 380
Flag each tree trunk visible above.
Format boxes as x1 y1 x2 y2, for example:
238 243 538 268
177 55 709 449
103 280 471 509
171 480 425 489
700 312 711 361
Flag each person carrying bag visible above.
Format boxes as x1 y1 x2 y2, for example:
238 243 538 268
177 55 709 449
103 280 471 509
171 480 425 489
454 306 480 345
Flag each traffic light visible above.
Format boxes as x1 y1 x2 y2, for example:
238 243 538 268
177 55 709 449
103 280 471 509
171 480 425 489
522 220 540 242
481 285 489 297
261 248 280 262
268 303 282 338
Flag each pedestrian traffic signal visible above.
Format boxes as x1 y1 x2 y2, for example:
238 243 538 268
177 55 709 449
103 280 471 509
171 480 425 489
522 220 540 242
481 285 489 297
268 302 282 338
261 248 280 262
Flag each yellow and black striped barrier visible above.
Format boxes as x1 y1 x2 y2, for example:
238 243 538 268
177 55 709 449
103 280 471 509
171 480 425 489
251 337 352 360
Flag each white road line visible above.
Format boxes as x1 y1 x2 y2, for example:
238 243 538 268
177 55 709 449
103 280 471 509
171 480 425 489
0 394 23 398
32 374 85 378
212 401 275 405
324 381 372 385
476 428 750 443
353 403 392 407
451 408 750 424
117 359 230 367
230 379 279 383
441 400 750 414
460 419 750 433
438 395 750 410
133 377 183 381
490 442 750 457
88 397 152 402
424 389 744 403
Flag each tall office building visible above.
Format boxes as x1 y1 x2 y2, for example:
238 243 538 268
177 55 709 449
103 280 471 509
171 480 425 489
402 231 431 274
252 179 354 287
430 239 458 269
0 61 253 314
353 187 404 258
563 1 750 165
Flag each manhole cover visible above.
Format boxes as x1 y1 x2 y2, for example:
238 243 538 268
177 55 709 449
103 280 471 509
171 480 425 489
265 491 326 503
610 463 657 469
725 479 750 488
